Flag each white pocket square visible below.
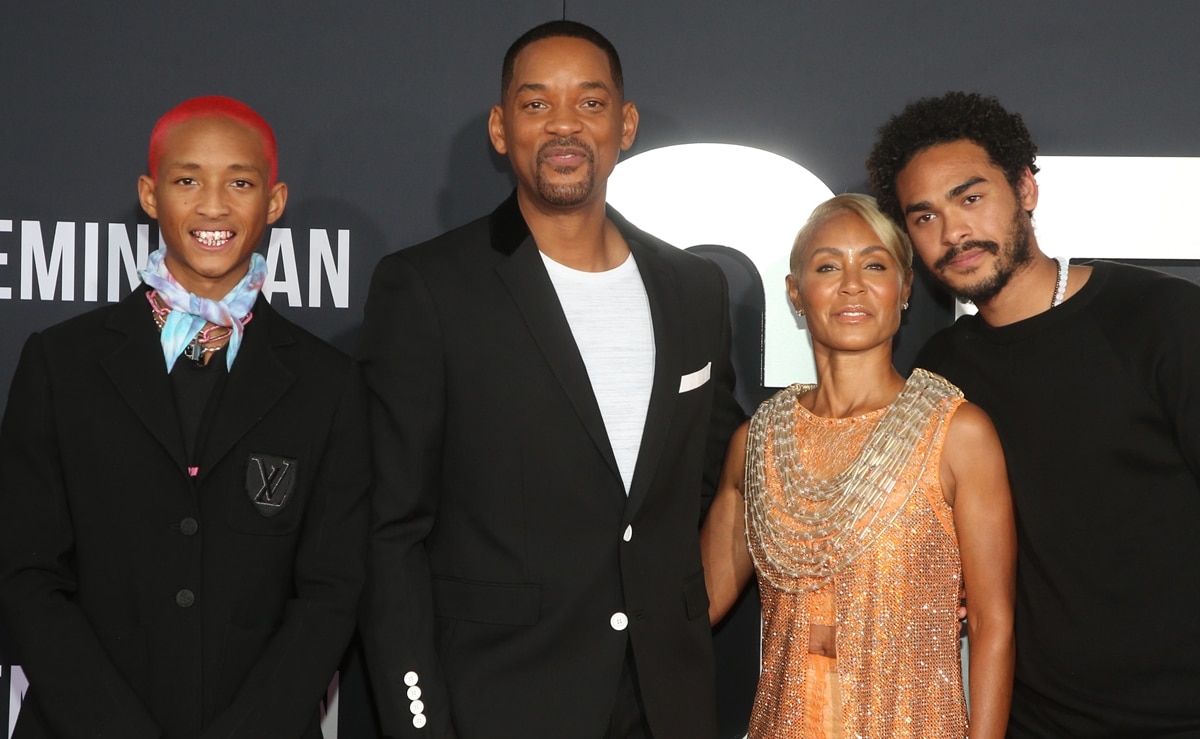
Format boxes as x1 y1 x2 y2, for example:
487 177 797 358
678 362 712 393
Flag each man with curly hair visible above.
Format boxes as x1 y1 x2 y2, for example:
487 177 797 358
866 91 1200 737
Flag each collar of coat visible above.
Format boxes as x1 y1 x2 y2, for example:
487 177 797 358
486 190 651 257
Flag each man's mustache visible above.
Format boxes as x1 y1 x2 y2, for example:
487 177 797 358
538 137 594 162
934 240 1000 271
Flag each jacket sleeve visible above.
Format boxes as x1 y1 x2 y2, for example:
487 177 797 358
0 333 164 738
357 253 456 738
200 359 371 738
700 264 746 521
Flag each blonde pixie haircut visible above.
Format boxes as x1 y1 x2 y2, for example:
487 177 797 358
788 193 913 276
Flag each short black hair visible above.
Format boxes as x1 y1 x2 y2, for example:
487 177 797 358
866 92 1039 224
500 20 624 100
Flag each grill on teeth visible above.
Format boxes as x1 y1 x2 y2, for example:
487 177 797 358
193 230 233 247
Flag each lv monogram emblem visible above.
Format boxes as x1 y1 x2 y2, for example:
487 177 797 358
245 453 298 518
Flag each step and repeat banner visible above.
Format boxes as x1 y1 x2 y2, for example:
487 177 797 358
4 2 1199 736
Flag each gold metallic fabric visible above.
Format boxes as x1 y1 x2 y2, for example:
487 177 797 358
745 370 968 738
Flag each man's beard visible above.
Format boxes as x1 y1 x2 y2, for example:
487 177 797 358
536 137 595 207
935 206 1035 305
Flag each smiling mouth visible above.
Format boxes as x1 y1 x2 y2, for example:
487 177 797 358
538 138 593 169
541 148 587 167
193 230 234 247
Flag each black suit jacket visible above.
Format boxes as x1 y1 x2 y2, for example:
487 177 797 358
0 287 370 739
359 194 743 739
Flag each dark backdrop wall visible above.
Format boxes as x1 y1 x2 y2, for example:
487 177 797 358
3 2 1199 736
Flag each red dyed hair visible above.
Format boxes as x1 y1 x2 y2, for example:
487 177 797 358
147 95 279 186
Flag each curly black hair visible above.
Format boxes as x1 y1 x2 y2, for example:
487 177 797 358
866 92 1039 225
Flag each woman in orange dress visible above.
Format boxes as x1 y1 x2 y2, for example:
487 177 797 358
702 194 1015 738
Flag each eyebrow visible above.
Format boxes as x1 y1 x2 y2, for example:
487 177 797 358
903 175 988 216
164 161 262 174
513 80 611 95
948 176 987 199
808 244 888 259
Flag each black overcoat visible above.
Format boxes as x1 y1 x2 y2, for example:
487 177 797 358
359 193 743 739
0 287 370 738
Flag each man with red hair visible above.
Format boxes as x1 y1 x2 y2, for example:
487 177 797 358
0 96 369 738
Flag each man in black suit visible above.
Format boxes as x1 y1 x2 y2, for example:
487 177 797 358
360 20 742 739
0 96 369 738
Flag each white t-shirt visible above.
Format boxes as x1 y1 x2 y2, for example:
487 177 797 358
540 250 655 494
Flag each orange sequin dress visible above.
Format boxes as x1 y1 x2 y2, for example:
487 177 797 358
745 370 968 738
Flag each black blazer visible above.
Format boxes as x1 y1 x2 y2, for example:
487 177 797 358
0 287 370 739
359 194 743 739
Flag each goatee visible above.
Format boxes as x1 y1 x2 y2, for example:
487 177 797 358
535 137 596 207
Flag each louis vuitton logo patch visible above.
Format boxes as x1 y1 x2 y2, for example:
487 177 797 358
246 454 297 518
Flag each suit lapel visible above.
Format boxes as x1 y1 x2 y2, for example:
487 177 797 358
102 287 190 475
196 297 295 483
490 196 621 482
624 238 683 514
495 238 621 481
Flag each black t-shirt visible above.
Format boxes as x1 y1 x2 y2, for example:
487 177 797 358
916 261 1200 737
